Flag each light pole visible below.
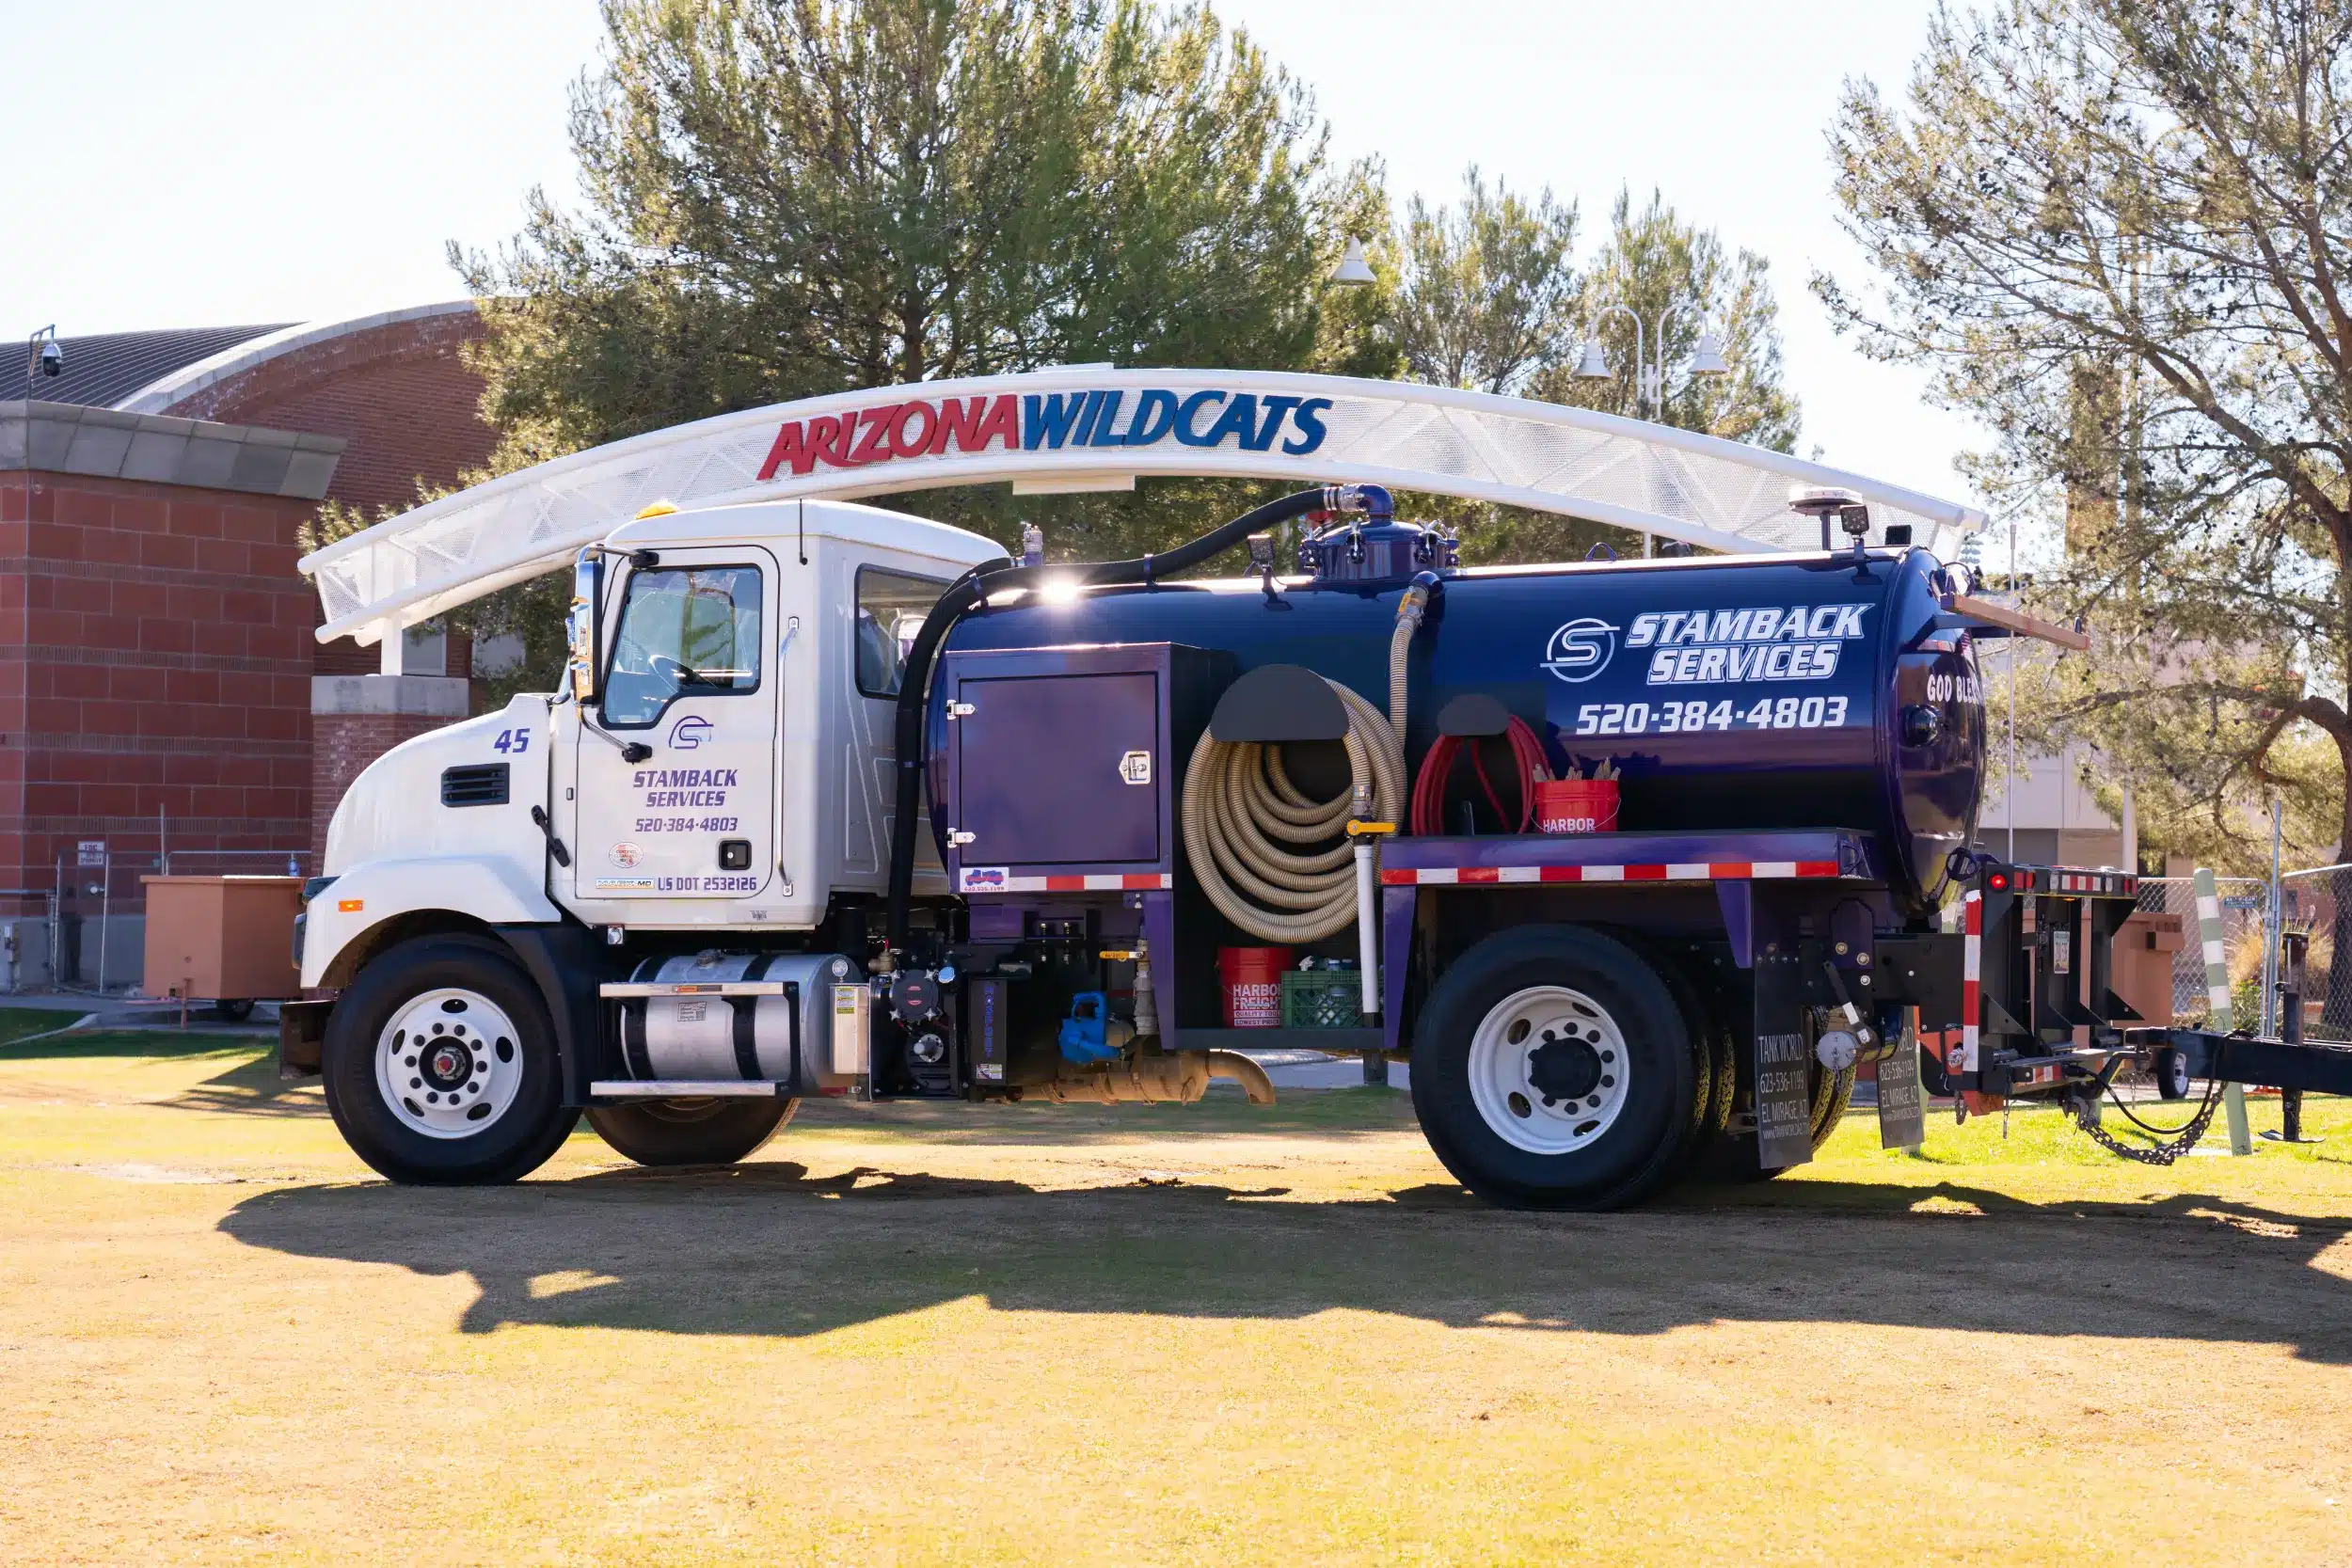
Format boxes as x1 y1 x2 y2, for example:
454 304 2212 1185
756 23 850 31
1575 305 1728 553
1574 302 1728 420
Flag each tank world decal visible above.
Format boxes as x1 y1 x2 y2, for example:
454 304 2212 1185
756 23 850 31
1626 605 1869 685
756 388 1332 480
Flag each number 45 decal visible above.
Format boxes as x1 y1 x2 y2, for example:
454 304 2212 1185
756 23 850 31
492 728 532 754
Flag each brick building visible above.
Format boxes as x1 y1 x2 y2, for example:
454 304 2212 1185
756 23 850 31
1 303 499 984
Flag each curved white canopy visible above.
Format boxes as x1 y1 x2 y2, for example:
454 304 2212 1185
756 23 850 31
299 366 1985 646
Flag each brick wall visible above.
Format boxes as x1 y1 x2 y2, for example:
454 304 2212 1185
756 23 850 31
158 310 497 515
153 309 500 681
0 470 318 900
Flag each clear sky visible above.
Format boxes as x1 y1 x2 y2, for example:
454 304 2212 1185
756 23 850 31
1 0 1991 509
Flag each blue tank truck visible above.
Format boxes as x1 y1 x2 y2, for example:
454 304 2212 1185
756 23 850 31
876 483 2352 1206
284 482 2352 1205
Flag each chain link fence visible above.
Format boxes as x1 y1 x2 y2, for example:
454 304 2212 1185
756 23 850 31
46 847 310 994
2279 863 2352 1043
2132 876 2271 1028
2130 865 2352 1045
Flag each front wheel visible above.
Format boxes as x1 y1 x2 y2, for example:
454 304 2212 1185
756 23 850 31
587 1098 795 1166
1411 925 1702 1210
322 934 578 1185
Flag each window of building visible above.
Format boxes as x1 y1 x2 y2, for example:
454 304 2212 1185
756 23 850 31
854 567 948 699
601 564 762 727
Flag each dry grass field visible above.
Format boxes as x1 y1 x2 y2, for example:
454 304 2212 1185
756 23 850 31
5 1019 2352 1565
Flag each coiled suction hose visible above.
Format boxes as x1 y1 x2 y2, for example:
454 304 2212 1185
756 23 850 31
1179 576 1437 942
884 487 1380 955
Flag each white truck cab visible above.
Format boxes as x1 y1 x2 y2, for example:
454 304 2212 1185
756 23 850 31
306 499 998 987
291 499 999 1183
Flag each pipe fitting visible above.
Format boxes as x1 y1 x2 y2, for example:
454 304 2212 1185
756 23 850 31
1023 1049 1277 1107
1321 483 1394 522
1205 1050 1278 1105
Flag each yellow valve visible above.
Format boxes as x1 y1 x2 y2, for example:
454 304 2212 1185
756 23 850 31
1345 819 1398 837
1098 950 1141 962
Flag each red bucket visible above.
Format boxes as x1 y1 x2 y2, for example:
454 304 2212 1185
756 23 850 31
1217 946 1294 1028
1534 779 1619 834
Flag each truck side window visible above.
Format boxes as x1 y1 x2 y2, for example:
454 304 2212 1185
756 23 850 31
601 564 762 727
854 567 948 699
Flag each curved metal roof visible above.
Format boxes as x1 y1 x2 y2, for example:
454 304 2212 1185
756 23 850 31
113 301 478 415
300 366 1990 645
19 324 294 411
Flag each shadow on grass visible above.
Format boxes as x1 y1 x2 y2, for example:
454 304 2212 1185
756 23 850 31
219 1160 2352 1361
0 1033 333 1119
0 1029 261 1062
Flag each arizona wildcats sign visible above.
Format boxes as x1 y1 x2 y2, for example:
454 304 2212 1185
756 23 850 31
304 366 1991 648
758 388 1332 480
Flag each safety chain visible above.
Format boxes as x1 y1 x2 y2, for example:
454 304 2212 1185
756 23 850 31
2063 1085 2225 1167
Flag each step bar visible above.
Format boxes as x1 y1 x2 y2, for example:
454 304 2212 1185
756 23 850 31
597 981 789 999
588 1080 795 1099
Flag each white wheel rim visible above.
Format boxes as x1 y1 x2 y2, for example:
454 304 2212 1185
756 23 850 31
373 988 525 1140
1468 985 1632 1154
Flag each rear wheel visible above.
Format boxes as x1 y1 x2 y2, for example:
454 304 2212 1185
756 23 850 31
1411 925 1701 1210
214 998 255 1022
322 934 578 1185
588 1098 795 1166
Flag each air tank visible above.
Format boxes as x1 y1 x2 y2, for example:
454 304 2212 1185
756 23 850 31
934 540 1984 915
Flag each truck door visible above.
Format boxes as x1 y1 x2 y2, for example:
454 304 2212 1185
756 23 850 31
574 547 779 903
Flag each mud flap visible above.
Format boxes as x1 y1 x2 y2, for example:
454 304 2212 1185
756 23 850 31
1753 950 1814 1168
278 998 331 1080
1875 1033 1925 1151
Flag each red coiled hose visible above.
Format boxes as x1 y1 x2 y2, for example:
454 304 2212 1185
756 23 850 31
1409 717 1551 835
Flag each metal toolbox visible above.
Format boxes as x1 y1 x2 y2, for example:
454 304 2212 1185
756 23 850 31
938 641 1231 894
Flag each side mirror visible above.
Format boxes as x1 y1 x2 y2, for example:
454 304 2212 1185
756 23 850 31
566 548 603 703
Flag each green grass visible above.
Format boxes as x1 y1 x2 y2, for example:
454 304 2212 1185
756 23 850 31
6 1036 2352 1564
0 1006 84 1048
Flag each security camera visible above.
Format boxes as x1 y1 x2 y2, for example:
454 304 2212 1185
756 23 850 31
36 341 62 377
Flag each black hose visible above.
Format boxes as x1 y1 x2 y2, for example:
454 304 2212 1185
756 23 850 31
884 486 1343 953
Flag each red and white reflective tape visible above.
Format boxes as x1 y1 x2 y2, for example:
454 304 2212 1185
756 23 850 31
956 868 1171 894
1955 889 1982 1075
1377 860 1843 887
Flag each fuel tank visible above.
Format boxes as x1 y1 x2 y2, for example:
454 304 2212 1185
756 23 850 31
934 546 1984 915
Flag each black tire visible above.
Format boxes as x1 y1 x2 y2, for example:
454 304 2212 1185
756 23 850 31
1411 925 1701 1210
214 998 255 1022
588 1098 795 1166
2153 1047 2193 1101
321 934 579 1185
1616 931 1729 1178
1692 1005 1853 1183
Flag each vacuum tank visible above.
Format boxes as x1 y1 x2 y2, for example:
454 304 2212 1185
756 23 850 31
933 536 1984 916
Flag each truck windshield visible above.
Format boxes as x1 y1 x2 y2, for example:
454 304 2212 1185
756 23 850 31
602 564 762 726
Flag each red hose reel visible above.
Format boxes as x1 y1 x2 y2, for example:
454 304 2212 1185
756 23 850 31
1409 715 1552 835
